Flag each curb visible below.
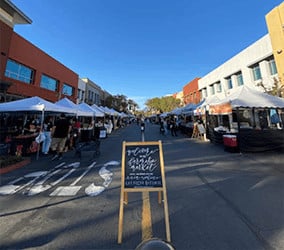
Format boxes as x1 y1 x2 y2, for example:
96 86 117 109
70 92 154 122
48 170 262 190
0 158 31 175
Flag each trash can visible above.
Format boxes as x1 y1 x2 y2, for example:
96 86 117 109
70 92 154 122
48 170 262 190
223 134 238 152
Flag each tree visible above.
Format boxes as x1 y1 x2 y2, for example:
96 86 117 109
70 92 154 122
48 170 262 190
257 77 284 97
105 94 139 113
105 96 114 108
145 96 180 113
127 99 139 113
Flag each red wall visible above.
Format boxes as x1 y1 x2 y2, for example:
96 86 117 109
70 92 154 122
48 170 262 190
183 78 201 105
1 26 78 103
0 21 13 81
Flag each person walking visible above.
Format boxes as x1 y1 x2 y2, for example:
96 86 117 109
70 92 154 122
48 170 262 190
50 113 72 160
170 118 177 136
160 119 168 135
41 116 53 155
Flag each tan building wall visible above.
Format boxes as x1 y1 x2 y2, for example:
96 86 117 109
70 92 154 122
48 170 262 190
266 2 284 86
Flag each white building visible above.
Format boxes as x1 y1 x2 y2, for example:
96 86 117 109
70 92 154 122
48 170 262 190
198 34 278 100
77 78 86 104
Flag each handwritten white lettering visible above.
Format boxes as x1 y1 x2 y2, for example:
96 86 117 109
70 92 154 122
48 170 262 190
128 156 158 172
126 147 158 157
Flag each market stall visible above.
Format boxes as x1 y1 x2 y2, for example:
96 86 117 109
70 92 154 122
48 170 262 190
207 86 284 152
0 96 75 156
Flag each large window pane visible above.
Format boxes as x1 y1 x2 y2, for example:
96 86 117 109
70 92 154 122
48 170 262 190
209 85 215 95
226 77 233 89
236 72 244 86
216 82 222 92
269 59 277 75
62 83 73 96
5 59 34 84
40 74 58 91
252 65 261 80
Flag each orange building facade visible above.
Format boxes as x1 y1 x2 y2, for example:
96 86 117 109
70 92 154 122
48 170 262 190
266 2 284 87
0 2 78 103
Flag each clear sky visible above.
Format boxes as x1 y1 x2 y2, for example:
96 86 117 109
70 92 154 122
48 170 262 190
11 0 283 109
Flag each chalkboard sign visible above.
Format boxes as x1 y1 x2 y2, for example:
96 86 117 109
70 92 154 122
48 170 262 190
124 144 162 188
118 140 171 244
197 124 205 134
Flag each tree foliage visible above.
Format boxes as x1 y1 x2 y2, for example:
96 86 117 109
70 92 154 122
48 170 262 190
145 96 180 113
105 94 138 113
258 77 284 97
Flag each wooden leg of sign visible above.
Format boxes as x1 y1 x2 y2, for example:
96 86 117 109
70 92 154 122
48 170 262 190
124 192 128 205
118 191 125 244
158 191 162 204
142 191 153 241
162 189 171 242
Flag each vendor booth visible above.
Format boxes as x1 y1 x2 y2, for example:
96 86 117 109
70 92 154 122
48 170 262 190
207 86 284 152
179 103 197 136
0 96 75 156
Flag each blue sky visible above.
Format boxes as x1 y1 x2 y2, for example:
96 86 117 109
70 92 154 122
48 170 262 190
11 0 283 109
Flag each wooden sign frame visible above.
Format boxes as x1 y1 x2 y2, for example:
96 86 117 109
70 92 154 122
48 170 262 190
192 123 205 140
118 140 171 243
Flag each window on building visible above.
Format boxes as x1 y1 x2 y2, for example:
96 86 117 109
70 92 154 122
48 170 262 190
268 58 277 75
226 77 233 89
215 82 222 93
81 91 85 101
40 74 58 91
95 93 100 105
62 83 73 96
88 90 90 101
5 59 34 84
252 64 262 81
236 72 244 86
202 88 208 99
88 90 94 102
209 85 215 95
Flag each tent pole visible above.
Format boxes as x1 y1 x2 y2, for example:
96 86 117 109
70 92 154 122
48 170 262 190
36 106 45 160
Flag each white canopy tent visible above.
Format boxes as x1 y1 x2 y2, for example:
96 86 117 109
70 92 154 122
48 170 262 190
100 106 119 116
169 107 184 116
194 95 221 116
55 97 93 117
0 96 75 160
119 112 129 118
209 85 284 114
0 96 75 113
78 103 104 117
99 106 111 115
181 103 198 115
108 107 119 116
91 103 107 115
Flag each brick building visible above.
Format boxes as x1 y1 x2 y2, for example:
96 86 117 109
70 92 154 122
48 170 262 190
0 0 78 103
182 78 201 105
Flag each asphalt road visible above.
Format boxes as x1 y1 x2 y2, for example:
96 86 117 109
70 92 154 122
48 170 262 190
0 122 284 250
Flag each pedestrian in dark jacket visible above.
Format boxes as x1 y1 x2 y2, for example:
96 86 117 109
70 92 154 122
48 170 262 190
170 119 177 136
50 113 71 160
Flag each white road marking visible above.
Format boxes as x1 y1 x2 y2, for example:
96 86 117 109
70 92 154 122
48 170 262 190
85 183 105 196
0 171 47 195
104 160 120 166
50 186 81 196
50 161 96 196
70 162 96 186
99 166 113 187
27 163 80 196
84 161 118 196
0 161 117 197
